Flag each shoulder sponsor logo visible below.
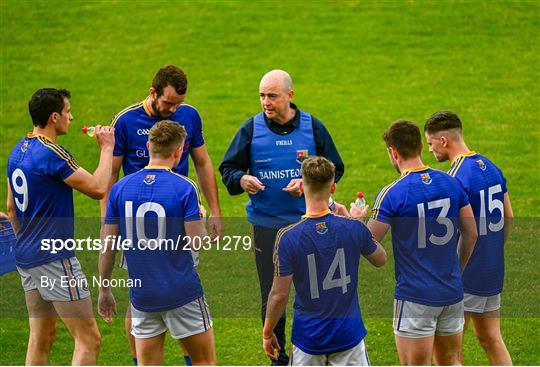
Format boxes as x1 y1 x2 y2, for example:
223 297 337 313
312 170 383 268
21 140 29 152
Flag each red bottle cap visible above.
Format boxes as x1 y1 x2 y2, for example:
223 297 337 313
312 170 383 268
82 126 88 134
357 192 364 198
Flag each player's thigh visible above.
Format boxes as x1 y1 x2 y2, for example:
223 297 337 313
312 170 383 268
53 297 99 340
471 309 503 340
179 328 216 365
290 345 326 366
329 340 370 366
433 332 462 365
25 290 57 341
135 332 166 365
394 334 434 365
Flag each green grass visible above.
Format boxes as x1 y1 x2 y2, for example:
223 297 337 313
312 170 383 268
1 0 539 365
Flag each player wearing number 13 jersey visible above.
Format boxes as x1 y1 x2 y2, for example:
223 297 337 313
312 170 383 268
362 120 477 366
424 111 513 365
263 157 387 366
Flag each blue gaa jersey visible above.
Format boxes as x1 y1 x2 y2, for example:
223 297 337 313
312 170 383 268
7 133 79 269
111 99 204 176
247 111 316 228
105 166 203 312
449 152 507 296
274 210 377 355
371 167 469 307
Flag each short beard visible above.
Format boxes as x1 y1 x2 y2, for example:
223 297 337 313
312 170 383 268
151 98 169 118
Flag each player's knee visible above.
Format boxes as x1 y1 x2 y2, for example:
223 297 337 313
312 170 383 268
30 327 56 350
476 330 502 351
76 328 101 352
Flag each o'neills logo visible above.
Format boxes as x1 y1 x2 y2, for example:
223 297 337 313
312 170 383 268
258 168 301 180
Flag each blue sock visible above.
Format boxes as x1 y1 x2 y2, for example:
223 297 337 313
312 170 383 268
133 357 138 366
183 355 192 366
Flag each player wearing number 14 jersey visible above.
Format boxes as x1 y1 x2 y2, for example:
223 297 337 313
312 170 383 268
359 120 478 366
263 156 387 366
424 111 513 365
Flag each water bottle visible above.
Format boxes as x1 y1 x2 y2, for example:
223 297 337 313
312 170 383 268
82 126 96 137
354 192 366 210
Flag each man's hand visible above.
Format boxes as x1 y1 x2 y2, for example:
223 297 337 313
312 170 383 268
262 333 280 360
98 289 117 324
282 178 302 197
350 204 370 220
240 175 265 195
95 125 115 151
208 215 224 240
333 201 349 216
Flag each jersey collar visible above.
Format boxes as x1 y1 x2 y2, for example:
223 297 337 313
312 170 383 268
451 151 476 165
142 97 152 117
27 132 53 142
144 165 171 170
401 166 429 176
303 209 331 218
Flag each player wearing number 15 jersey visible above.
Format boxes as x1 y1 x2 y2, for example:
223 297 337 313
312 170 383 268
358 120 478 366
99 120 216 365
7 88 115 365
263 156 387 366
425 111 513 365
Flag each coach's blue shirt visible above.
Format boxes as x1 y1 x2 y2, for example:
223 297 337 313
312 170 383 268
275 211 377 355
449 152 507 296
105 166 203 312
7 133 78 268
371 167 469 307
111 99 204 176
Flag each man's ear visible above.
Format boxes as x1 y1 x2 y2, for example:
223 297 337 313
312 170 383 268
440 135 448 147
146 141 150 151
330 182 336 194
299 180 304 194
288 89 295 100
149 87 156 99
388 146 398 161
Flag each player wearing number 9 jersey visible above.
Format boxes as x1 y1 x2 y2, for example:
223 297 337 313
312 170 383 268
99 120 216 365
6 88 115 365
424 111 513 365
263 156 387 366
359 120 478 366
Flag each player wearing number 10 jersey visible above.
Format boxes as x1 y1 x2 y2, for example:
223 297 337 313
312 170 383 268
362 120 478 366
424 111 513 365
263 156 387 366
99 120 216 365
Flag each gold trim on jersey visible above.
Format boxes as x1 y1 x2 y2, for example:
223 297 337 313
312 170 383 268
27 132 54 142
401 165 429 176
169 171 203 208
144 165 171 170
450 151 476 165
110 101 144 126
449 151 476 177
371 172 411 221
273 218 308 277
302 209 331 218
36 136 79 171
142 97 152 117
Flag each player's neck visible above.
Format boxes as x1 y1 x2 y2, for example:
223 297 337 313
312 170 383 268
448 142 471 163
147 158 175 169
145 97 156 116
305 195 331 216
398 157 426 173
32 126 57 143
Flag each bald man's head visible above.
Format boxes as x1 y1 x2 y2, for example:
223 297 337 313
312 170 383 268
260 69 293 93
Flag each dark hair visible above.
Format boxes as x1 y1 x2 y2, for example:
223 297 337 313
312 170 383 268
28 88 71 128
149 120 187 157
424 111 462 134
301 156 335 192
383 120 422 159
152 65 188 96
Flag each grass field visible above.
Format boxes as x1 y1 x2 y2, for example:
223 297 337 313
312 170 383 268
1 0 539 365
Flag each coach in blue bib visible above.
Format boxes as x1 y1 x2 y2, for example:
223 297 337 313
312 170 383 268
219 70 344 365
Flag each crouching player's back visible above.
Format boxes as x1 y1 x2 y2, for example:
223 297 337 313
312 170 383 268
263 156 386 366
